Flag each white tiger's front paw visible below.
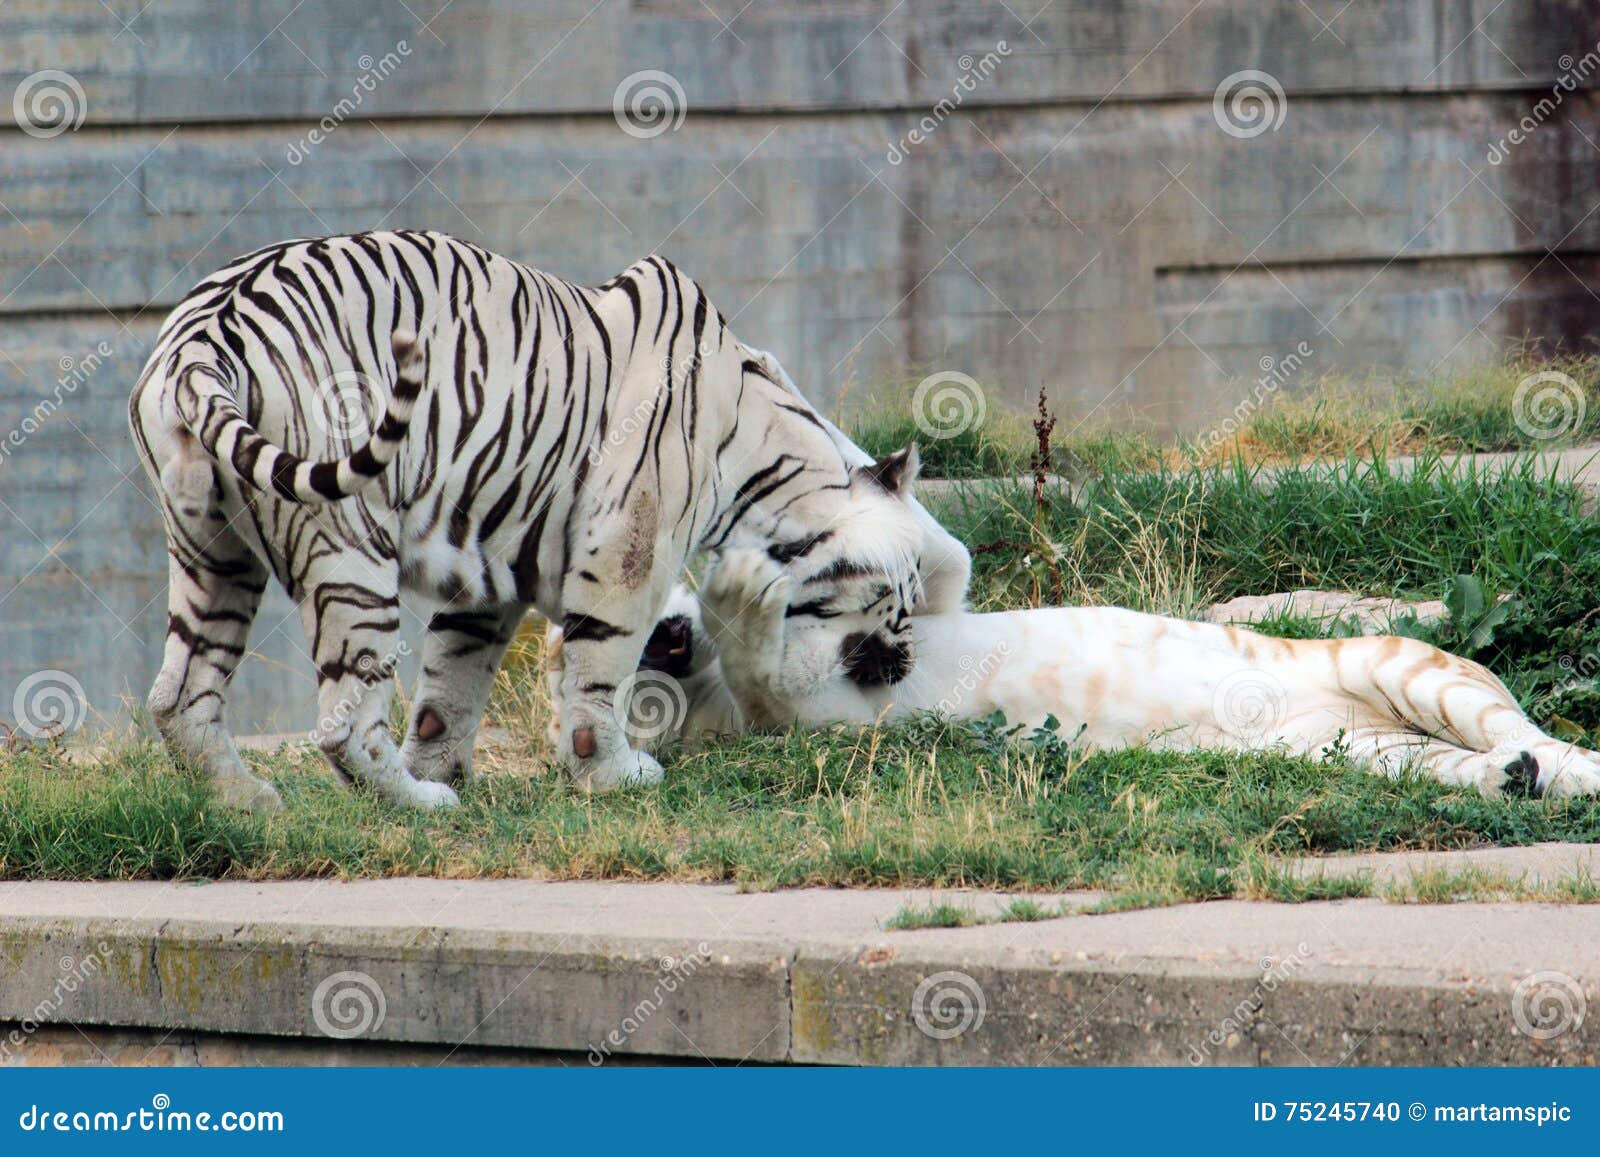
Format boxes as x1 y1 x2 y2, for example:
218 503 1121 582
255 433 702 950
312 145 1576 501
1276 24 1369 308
384 775 461 810
574 747 665 792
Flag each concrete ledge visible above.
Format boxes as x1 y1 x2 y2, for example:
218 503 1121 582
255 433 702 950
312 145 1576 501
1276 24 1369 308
1 879 1597 1066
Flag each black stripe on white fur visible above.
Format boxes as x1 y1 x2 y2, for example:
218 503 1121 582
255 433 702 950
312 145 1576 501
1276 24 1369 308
174 331 424 504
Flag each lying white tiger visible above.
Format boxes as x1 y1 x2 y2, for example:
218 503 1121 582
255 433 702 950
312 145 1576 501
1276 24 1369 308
552 549 1600 800
131 231 967 810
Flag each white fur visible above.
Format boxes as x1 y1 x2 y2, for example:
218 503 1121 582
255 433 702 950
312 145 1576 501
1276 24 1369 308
657 551 1600 801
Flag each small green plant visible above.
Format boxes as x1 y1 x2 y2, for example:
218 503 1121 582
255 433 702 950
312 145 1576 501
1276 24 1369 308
885 902 981 930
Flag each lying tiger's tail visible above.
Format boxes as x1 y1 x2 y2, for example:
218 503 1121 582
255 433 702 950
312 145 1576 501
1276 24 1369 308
174 331 425 504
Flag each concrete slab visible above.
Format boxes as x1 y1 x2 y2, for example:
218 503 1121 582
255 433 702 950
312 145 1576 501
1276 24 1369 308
1 878 1596 1066
1291 841 1600 888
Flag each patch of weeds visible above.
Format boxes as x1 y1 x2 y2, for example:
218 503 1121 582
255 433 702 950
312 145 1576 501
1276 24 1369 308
885 902 984 930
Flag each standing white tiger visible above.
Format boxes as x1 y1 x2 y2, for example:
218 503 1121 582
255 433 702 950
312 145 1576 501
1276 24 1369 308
130 231 968 811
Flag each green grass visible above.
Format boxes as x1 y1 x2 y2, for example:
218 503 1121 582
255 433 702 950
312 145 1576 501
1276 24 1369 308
927 456 1600 746
845 354 1600 480
885 896 1071 929
6 358 1600 905
7 717 1600 909
885 902 983 930
1382 864 1600 904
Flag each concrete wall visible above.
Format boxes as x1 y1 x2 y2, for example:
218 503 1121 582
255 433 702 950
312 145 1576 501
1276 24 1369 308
1 0 1598 734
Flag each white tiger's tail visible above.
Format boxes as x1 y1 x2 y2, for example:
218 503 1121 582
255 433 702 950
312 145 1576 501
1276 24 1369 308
174 331 425 504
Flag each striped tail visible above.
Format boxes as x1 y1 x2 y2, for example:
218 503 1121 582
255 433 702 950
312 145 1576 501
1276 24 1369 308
175 331 425 504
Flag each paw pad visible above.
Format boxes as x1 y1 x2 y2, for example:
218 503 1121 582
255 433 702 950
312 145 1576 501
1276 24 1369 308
1501 751 1541 799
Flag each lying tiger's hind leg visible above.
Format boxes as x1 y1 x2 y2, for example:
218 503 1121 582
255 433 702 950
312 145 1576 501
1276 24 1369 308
1339 637 1600 797
403 605 526 786
301 575 458 809
1344 728 1545 799
148 545 281 812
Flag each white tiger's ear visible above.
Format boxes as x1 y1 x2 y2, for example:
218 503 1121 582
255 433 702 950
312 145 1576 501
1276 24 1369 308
855 443 921 496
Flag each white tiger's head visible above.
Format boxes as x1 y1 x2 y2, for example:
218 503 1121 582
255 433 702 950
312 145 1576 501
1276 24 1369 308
738 345 970 619
703 343 966 687
739 442 927 685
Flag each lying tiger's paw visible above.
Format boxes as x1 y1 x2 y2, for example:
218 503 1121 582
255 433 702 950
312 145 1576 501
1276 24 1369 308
1538 749 1600 800
703 549 791 622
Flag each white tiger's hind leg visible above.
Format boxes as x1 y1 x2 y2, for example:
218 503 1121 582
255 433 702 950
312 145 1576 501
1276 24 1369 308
301 577 458 809
403 605 525 785
1344 728 1546 799
148 548 281 813
1338 636 1600 798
